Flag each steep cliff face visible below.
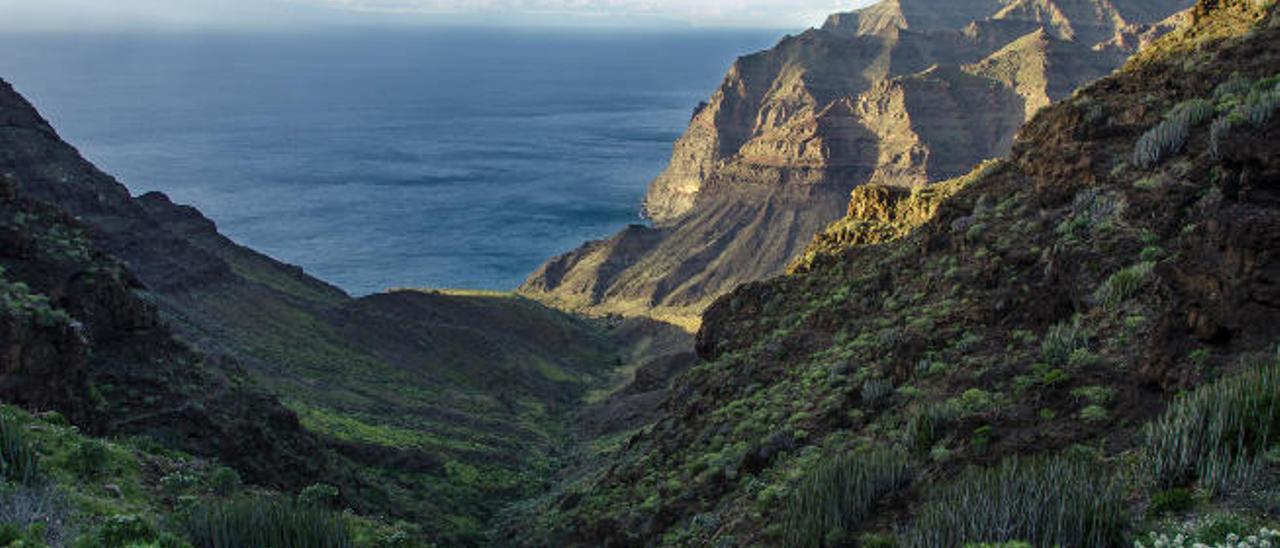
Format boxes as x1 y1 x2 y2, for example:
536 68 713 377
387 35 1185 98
514 2 1280 544
521 0 1193 329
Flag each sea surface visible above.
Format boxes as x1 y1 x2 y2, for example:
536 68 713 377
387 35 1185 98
0 28 781 294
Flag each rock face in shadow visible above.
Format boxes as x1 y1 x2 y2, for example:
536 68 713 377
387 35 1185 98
520 0 1192 329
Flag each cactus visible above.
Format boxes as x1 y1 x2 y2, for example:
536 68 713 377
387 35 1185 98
1141 351 1280 496
783 449 909 548
907 454 1126 547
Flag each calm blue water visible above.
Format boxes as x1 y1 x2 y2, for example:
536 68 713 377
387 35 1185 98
0 29 780 294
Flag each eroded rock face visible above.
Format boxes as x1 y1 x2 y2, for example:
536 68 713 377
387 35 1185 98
522 0 1193 328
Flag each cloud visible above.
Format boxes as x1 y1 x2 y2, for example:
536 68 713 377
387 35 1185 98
0 0 869 31
321 0 856 26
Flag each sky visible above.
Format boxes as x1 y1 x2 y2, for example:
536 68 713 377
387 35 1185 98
0 0 872 31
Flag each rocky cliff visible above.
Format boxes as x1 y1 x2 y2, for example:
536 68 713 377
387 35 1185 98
513 1 1280 544
521 0 1193 329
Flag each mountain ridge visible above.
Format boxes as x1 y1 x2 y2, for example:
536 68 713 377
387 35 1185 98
512 1 1280 544
0 74 626 544
520 0 1194 330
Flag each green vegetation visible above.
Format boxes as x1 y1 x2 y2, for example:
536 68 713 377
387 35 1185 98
1095 262 1155 309
1147 488 1197 517
1142 351 1280 495
0 414 39 485
181 498 354 548
782 449 908 548
1043 317 1090 367
1136 522 1279 548
1133 99 1215 169
1208 73 1280 160
907 454 1126 547
0 268 72 328
0 405 411 547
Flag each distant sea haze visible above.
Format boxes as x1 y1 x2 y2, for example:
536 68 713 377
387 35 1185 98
0 28 781 295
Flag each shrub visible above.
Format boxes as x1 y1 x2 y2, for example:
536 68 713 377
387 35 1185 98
67 439 110 479
861 379 895 406
1063 189 1125 237
298 483 340 508
1140 245 1165 262
1215 73 1254 100
207 466 242 497
1133 99 1213 169
1079 405 1109 423
160 471 199 498
783 449 909 548
1141 352 1280 495
906 454 1127 547
957 389 995 416
1242 90 1280 127
1146 488 1196 517
95 514 157 546
1067 348 1099 369
1071 386 1114 405
861 533 899 547
0 414 39 485
181 498 354 548
1094 262 1155 309
0 484 76 546
1042 318 1089 367
1135 524 1279 548
1210 115 1233 161
904 399 964 456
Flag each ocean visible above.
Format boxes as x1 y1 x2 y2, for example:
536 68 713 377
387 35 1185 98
0 28 781 294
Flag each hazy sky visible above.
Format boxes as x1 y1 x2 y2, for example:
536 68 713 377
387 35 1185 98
0 0 873 31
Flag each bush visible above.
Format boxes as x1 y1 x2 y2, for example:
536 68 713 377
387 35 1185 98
861 379 894 406
1136 523 1279 548
1147 488 1196 517
95 514 157 546
783 449 909 548
298 483 340 508
66 439 110 479
1142 351 1280 495
1061 189 1125 238
1210 116 1232 160
1079 405 1109 423
181 498 353 548
906 454 1127 547
1133 99 1213 169
207 466 241 497
905 402 959 455
1094 262 1155 310
0 414 39 485
1042 318 1089 367
0 484 76 546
